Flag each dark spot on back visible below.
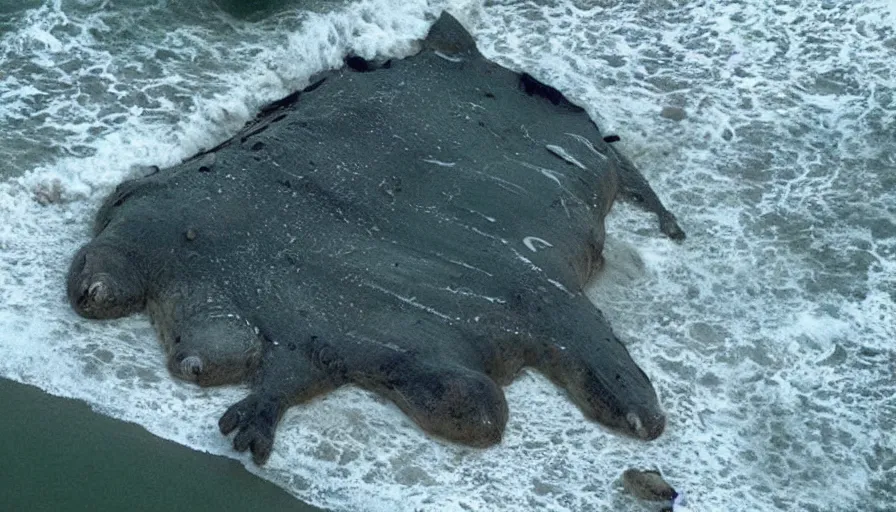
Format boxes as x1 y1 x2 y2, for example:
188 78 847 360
344 55 374 72
518 73 584 112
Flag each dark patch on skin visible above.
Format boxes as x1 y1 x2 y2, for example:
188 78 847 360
519 73 585 112
344 55 375 72
603 134 621 143
343 56 394 73
66 12 685 465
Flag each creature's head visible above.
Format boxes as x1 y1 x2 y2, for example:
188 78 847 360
595 359 666 441
66 242 146 319
558 333 666 441
163 315 262 387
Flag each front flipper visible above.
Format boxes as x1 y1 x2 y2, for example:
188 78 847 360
219 393 284 465
219 335 340 465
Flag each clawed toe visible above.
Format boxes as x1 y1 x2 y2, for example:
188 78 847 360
219 394 282 465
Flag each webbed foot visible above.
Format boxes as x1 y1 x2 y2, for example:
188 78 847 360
219 393 283 465
608 146 686 242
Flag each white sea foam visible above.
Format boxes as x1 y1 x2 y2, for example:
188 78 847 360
1 0 894 510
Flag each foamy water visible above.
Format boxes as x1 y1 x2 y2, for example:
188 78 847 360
1 0 893 510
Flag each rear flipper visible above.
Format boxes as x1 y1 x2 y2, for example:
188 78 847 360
522 72 685 242
609 146 685 241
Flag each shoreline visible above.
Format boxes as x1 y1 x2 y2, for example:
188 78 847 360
0 377 325 512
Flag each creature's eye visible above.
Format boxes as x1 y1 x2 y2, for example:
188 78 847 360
174 336 182 344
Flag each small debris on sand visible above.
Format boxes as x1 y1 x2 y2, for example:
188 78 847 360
622 468 678 501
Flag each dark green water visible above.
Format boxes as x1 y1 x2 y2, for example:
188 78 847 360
0 378 324 512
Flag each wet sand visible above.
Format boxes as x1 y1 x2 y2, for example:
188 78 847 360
0 378 324 512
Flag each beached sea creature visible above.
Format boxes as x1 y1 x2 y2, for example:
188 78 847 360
66 12 684 464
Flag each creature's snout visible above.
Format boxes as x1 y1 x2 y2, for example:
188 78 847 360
627 410 666 441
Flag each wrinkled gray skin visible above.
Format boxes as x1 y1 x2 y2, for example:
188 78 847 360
67 13 685 465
